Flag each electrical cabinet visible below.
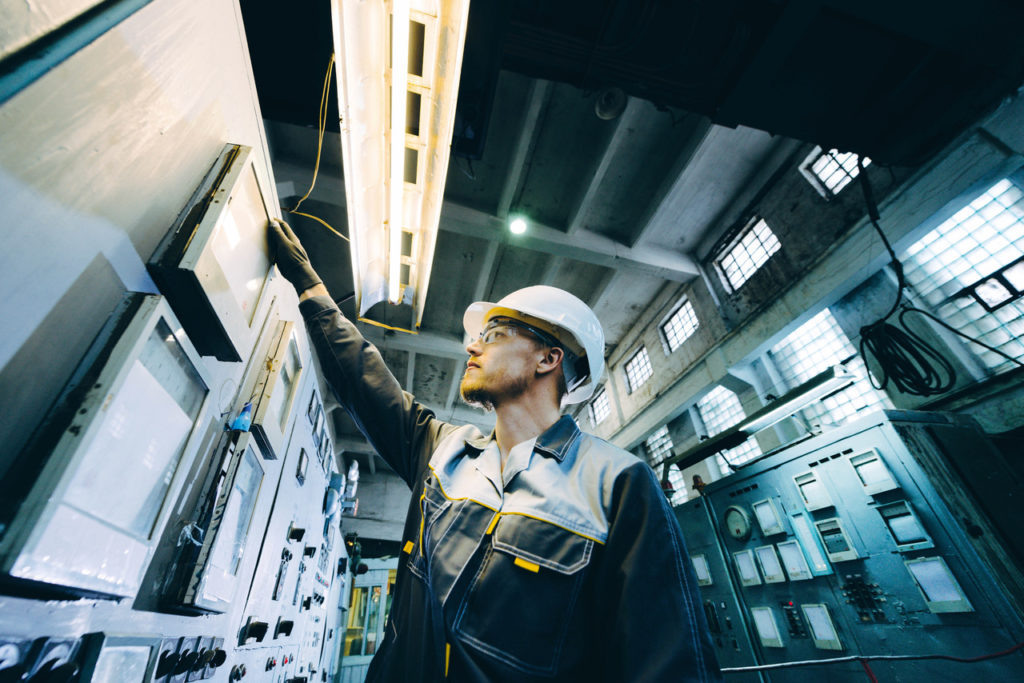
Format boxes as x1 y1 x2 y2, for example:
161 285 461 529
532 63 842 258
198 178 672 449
148 144 275 363
676 410 1024 682
0 294 213 599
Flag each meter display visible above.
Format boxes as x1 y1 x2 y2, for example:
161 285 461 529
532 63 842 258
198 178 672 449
148 144 273 362
0 295 210 598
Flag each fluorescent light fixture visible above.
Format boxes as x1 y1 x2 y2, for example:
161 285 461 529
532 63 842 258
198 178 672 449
331 0 472 325
510 217 527 234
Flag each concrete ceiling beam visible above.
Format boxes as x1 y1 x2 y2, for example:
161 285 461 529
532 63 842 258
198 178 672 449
498 79 551 219
470 240 500 303
360 326 467 360
443 202 701 282
271 160 699 282
271 161 700 282
566 97 646 236
627 115 715 248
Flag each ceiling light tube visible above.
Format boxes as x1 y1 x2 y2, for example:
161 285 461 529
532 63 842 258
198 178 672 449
389 0 410 304
331 0 471 327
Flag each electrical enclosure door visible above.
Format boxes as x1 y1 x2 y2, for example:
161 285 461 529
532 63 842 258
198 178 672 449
183 434 265 613
246 314 309 461
0 295 211 598
148 144 274 363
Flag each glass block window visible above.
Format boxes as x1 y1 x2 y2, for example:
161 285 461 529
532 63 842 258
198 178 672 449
770 309 892 427
588 387 611 425
624 346 653 393
902 178 1024 373
644 426 687 505
696 386 761 473
801 148 870 197
662 299 700 352
717 218 782 291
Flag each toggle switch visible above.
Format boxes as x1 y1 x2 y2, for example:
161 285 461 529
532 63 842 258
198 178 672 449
288 524 306 543
229 664 246 681
239 617 269 645
275 619 295 638
303 546 316 558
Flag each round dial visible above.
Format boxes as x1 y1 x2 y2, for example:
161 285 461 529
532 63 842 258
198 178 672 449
724 505 752 541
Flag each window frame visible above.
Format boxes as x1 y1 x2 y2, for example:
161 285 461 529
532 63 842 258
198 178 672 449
588 385 611 426
659 296 700 353
624 345 654 394
798 146 869 199
714 216 782 293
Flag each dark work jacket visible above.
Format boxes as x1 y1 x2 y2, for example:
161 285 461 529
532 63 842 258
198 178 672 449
299 295 722 682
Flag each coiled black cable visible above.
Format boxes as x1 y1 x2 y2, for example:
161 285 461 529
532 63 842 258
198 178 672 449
855 157 1023 396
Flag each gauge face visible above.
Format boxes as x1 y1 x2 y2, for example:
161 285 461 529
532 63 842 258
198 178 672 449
724 505 752 541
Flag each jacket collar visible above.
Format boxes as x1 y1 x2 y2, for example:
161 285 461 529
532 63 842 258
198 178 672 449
463 414 580 463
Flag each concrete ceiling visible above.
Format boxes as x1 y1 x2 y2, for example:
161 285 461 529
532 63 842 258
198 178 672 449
240 0 1024 458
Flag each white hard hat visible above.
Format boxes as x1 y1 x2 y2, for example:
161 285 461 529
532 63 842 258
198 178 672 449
463 286 605 404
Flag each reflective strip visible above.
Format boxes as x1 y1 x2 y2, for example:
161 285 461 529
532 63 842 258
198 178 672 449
418 492 426 555
445 642 451 677
485 513 501 535
514 557 541 573
403 540 414 554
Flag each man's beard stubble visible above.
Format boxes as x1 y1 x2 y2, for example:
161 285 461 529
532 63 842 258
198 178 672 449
459 369 531 412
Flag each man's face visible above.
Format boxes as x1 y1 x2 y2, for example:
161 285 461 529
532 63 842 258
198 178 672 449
460 319 546 410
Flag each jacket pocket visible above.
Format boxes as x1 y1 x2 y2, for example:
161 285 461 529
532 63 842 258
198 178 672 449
453 514 593 676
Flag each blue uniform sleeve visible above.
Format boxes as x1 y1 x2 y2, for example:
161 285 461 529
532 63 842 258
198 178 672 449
594 462 723 682
298 295 457 488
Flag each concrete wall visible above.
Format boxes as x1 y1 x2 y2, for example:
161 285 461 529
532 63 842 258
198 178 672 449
0 0 280 480
577 90 1024 460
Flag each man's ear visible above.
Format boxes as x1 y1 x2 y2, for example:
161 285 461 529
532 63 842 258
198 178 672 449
535 346 564 377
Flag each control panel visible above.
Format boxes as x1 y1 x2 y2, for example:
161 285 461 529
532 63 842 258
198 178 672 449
676 411 1024 681
0 158 350 682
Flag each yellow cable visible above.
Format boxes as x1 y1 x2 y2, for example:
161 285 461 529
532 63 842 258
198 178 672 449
288 53 334 214
283 54 351 246
288 210 349 242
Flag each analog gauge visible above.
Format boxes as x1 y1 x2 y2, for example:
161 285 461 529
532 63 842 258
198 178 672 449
724 505 752 541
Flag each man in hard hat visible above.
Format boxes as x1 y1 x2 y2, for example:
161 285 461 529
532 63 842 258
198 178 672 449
270 219 720 682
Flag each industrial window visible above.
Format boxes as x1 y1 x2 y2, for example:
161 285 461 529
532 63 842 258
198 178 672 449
588 386 611 425
769 309 892 427
645 426 687 505
661 299 700 352
902 178 1024 373
696 386 761 474
800 148 870 198
717 218 781 292
624 346 653 393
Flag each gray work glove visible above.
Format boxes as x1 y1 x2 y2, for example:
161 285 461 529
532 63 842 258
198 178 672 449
269 218 323 294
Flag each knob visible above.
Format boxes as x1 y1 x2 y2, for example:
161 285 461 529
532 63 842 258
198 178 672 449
174 650 199 675
155 651 178 678
210 649 227 668
265 657 277 671
192 649 209 671
229 664 246 680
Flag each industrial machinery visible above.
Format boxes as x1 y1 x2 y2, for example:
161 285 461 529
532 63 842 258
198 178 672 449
0 145 352 682
676 410 1024 682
